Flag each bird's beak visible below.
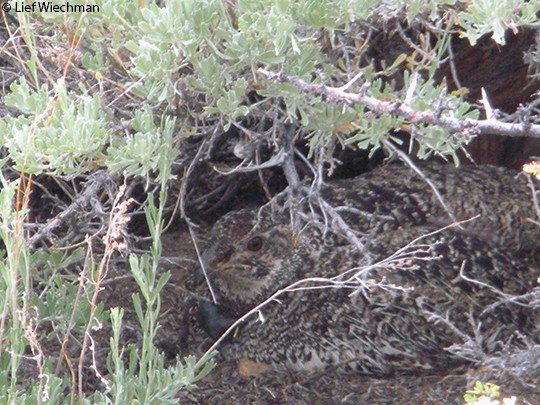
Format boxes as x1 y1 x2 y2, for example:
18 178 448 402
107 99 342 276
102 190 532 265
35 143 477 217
197 301 239 341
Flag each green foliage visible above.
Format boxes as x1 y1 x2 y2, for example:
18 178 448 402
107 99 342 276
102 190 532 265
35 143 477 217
401 71 479 161
0 160 214 403
458 0 540 45
464 381 500 403
0 174 28 401
0 171 73 403
1 79 111 175
4 0 539 173
17 372 67 405
463 380 519 404
106 108 178 185
104 307 214 405
102 181 215 404
126 0 232 103
33 278 106 339
2 81 178 182
523 161 540 179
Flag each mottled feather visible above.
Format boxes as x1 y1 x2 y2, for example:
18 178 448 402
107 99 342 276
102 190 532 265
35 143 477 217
195 163 540 375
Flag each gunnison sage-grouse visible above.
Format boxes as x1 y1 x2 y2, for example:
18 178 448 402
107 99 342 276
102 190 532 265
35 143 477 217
193 163 540 376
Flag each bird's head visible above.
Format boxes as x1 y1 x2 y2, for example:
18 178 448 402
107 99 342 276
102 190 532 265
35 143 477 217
198 207 318 313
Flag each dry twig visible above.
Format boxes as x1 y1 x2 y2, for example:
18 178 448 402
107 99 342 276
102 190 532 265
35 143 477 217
27 170 115 250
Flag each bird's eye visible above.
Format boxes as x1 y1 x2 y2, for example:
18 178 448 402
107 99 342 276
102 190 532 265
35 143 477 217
246 236 263 252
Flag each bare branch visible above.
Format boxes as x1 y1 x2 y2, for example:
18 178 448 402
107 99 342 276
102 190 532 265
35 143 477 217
27 170 115 250
257 68 540 139
212 149 285 174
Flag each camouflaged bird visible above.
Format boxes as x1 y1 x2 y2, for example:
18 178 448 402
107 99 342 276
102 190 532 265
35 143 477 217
195 163 540 376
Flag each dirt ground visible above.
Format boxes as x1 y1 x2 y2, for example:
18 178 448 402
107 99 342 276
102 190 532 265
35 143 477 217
99 227 540 405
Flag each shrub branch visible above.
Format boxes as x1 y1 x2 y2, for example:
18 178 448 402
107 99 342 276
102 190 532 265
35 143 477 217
257 68 540 139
